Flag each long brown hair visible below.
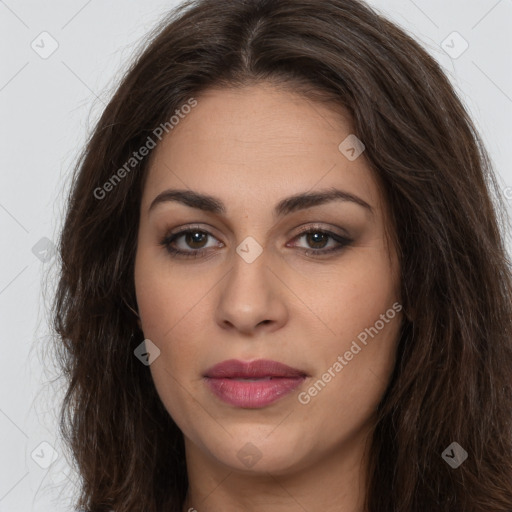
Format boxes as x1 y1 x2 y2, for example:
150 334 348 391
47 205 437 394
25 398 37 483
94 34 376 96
50 0 512 510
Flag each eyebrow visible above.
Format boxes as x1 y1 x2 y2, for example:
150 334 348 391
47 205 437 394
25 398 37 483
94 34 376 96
148 187 374 217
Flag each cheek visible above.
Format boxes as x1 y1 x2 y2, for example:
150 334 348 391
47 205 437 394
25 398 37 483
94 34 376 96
134 242 208 339
296 245 399 346
134 249 208 428
295 244 401 407
134 246 214 384
297 307 401 451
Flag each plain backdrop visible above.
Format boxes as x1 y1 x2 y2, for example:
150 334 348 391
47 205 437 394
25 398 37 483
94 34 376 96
0 0 511 510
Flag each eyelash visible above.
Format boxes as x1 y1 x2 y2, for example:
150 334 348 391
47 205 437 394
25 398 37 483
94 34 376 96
159 224 353 259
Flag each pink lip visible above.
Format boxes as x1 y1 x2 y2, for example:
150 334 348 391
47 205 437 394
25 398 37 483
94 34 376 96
203 359 307 408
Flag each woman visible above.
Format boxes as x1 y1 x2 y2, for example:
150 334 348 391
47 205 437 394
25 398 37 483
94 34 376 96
51 0 512 510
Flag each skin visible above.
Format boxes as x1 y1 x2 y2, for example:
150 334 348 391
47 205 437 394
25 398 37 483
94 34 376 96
134 82 403 512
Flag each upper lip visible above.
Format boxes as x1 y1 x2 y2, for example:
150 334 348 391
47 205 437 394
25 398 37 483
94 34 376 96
204 359 307 379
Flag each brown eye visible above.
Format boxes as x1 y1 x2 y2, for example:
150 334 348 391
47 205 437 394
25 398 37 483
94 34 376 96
160 228 222 258
289 227 353 256
183 231 209 249
303 231 330 249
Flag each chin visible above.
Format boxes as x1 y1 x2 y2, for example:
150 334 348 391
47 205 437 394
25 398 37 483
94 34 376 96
204 428 312 475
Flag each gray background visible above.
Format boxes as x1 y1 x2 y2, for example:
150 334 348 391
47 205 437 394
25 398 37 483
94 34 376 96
0 0 511 510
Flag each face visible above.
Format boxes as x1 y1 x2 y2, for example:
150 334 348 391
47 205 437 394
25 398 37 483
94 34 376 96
134 83 403 477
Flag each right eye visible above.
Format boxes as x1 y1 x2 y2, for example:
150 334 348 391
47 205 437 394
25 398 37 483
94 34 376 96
160 227 223 258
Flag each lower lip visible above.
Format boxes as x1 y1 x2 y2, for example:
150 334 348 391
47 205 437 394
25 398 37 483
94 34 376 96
204 377 305 408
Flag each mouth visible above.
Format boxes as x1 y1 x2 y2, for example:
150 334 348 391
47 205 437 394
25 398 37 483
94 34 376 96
203 359 308 408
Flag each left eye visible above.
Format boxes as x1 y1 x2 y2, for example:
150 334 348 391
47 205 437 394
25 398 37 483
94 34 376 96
288 228 353 256
160 227 352 258
292 229 342 250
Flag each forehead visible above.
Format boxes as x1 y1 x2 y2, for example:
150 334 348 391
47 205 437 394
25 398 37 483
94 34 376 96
141 84 383 216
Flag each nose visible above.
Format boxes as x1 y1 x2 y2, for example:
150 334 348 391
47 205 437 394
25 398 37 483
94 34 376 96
214 249 288 336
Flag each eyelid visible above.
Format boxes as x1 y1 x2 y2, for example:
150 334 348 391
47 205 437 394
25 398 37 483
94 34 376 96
161 222 349 243
161 224 224 248
286 225 353 254
291 222 351 239
162 223 222 240
160 222 353 258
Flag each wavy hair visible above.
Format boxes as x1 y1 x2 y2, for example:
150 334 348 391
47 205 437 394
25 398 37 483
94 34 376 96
50 0 512 510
